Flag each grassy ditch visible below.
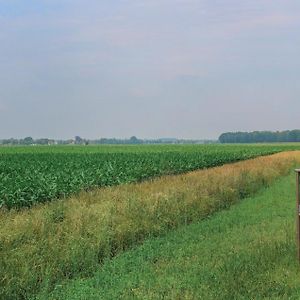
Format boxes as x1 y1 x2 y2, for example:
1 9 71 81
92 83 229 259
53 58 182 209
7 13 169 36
43 171 300 299
1 151 300 299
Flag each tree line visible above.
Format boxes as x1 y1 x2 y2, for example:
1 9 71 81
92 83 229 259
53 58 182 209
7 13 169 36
0 137 57 145
0 136 217 146
219 130 300 143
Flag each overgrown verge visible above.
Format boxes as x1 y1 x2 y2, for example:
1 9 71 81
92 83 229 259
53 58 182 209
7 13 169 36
1 151 300 299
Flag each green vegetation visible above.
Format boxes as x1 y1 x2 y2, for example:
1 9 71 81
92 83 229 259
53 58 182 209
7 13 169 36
0 135 214 145
1 144 300 209
1 151 299 299
42 171 300 300
219 129 300 143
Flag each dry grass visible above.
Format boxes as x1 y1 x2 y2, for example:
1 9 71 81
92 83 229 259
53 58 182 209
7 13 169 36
1 151 300 299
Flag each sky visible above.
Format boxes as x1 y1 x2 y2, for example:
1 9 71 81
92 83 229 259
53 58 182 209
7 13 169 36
0 0 299 140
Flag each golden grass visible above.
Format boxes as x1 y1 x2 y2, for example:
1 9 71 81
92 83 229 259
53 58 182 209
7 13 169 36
1 151 300 299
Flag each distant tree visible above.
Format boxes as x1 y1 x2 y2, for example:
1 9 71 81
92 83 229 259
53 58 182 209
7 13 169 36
219 130 300 143
75 136 83 145
1 139 14 145
129 136 141 144
36 138 49 145
23 137 34 145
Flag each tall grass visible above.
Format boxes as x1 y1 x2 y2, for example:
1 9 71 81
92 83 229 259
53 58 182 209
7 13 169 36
46 172 300 300
1 151 300 299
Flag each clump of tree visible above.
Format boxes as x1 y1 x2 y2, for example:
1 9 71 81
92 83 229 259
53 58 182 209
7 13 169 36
74 136 89 145
90 136 143 145
219 130 300 143
0 137 56 146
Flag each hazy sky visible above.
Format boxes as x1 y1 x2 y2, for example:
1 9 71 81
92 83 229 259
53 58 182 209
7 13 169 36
0 0 299 139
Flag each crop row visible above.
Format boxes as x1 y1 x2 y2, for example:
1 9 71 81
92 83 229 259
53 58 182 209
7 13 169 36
0 144 298 209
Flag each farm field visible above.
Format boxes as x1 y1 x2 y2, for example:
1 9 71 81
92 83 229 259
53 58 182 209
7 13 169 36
1 144 300 209
44 171 300 300
1 149 300 299
3 1 298 299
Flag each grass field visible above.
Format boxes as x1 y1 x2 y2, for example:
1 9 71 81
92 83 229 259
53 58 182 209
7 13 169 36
1 150 300 299
42 171 300 300
1 144 300 209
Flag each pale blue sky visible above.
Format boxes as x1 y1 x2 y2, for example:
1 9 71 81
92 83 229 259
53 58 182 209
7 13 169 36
0 0 299 139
